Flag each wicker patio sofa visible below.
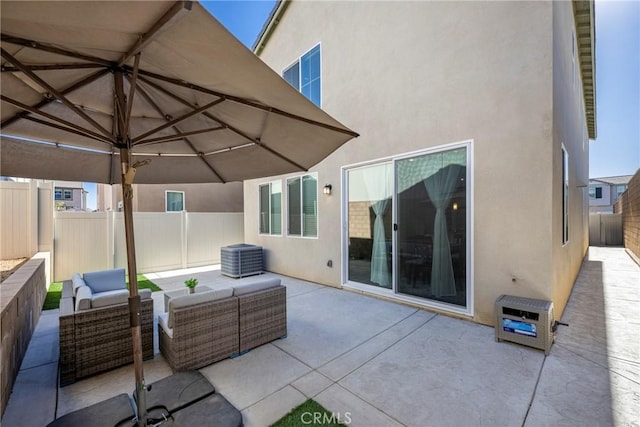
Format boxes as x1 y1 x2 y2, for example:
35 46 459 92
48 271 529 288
158 278 287 371
59 269 154 386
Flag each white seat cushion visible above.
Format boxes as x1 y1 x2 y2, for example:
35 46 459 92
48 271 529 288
232 278 281 296
75 285 93 311
91 289 130 308
158 312 173 339
72 273 87 296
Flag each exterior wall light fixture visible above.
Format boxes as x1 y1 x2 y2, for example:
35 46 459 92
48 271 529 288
323 184 332 195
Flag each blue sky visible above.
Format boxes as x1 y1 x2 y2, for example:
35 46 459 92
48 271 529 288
87 0 639 209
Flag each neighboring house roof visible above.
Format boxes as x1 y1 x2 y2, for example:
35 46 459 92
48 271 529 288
254 0 597 139
590 175 633 186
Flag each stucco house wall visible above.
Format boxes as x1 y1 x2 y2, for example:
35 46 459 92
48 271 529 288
245 1 591 325
98 182 243 213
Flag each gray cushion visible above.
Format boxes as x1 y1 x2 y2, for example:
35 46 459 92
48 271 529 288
75 286 92 311
139 288 152 300
72 273 86 296
167 288 233 328
232 278 281 296
91 289 130 308
158 312 172 338
83 268 126 293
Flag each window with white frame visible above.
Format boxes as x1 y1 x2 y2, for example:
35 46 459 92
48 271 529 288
562 147 569 244
589 186 602 199
259 181 282 235
55 189 73 200
287 174 318 237
283 44 321 107
165 191 185 212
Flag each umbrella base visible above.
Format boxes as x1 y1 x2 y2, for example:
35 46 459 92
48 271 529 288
47 372 241 427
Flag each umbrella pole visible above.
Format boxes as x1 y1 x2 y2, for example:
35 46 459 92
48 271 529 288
120 149 147 426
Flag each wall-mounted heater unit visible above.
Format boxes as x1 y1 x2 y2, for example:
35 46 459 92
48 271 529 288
495 295 555 355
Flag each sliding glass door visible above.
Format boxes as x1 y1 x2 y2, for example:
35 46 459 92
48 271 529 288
344 144 469 311
346 162 393 289
396 147 467 307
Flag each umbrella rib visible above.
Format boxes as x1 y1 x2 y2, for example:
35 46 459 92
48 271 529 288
1 94 114 144
136 76 308 171
136 126 225 145
118 1 193 66
131 79 226 182
131 97 225 143
1 48 115 141
1 68 110 128
130 67 359 138
1 63 105 72
22 115 114 146
1 34 113 67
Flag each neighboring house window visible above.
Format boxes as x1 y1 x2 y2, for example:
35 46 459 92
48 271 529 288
562 147 569 245
595 187 602 199
259 181 282 235
165 191 185 212
55 189 72 200
287 174 318 237
616 185 627 199
589 186 602 199
283 44 321 107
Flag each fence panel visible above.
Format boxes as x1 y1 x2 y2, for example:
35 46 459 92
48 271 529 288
589 214 623 246
53 212 111 281
54 211 244 280
186 213 244 267
0 182 37 259
113 212 184 274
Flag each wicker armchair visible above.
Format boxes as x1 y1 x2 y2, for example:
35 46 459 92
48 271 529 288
159 289 240 371
59 280 154 386
235 281 287 353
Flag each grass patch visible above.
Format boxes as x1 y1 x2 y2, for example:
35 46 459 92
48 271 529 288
42 282 63 310
128 274 162 292
42 274 161 311
271 399 347 427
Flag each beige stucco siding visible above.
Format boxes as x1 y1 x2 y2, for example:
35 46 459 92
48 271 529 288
551 0 590 320
103 182 243 213
246 1 587 325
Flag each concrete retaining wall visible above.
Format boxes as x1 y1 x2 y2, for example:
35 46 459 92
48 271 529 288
0 258 47 417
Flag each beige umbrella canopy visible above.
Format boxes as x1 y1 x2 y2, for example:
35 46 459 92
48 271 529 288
1 1 357 424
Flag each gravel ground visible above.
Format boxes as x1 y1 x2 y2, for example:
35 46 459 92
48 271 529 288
0 258 28 283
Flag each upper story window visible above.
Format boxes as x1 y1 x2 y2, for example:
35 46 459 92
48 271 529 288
165 191 185 212
616 185 627 199
55 189 73 200
283 44 321 107
589 186 603 199
259 181 282 235
287 174 318 238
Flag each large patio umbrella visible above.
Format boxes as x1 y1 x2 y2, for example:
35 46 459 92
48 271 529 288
0 1 357 424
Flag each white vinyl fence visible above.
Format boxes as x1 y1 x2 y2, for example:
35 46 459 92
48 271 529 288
54 211 243 281
0 181 52 260
589 214 623 246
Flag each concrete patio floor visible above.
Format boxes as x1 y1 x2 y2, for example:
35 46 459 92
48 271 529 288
2 246 638 426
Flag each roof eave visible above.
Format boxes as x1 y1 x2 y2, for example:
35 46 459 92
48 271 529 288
573 0 597 140
253 1 290 55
